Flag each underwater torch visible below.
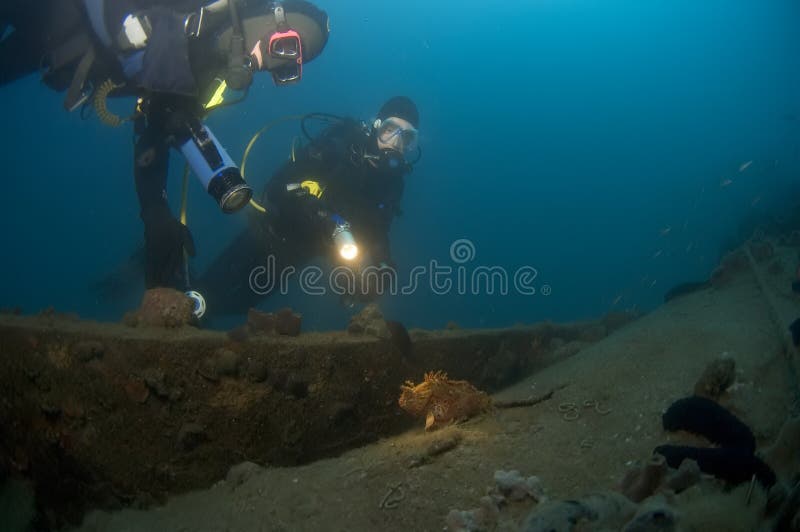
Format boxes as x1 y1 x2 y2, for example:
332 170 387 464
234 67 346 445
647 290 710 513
330 214 359 261
178 118 252 213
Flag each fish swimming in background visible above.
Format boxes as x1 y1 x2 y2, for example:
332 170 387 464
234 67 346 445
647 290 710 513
660 226 672 237
612 294 623 306
720 178 733 188
739 160 753 172
751 196 761 207
652 250 663 259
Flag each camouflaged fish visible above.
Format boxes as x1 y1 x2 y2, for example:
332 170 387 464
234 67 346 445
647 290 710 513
398 371 492 430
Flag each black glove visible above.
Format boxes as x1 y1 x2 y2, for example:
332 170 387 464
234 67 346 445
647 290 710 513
141 203 195 288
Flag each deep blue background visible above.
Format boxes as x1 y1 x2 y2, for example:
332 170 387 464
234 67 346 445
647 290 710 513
1 0 798 330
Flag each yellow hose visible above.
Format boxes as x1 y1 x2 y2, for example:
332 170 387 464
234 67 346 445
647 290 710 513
291 136 300 163
181 164 191 285
241 114 306 214
180 164 190 225
248 198 267 213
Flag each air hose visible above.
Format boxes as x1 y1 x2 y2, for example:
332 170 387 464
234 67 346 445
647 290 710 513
240 114 307 213
93 79 129 127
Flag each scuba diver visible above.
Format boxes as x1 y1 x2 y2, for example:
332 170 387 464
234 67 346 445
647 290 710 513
0 0 329 301
196 96 421 315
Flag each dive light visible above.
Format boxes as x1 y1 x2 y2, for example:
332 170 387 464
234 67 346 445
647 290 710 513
331 214 359 261
179 120 252 213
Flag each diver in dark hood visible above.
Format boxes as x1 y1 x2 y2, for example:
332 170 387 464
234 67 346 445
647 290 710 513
196 96 421 316
1 0 329 299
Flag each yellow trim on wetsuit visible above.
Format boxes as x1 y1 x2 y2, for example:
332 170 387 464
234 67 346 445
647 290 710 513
204 79 227 109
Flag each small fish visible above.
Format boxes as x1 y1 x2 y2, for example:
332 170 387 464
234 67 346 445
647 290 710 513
739 160 753 172
751 196 761 206
649 279 657 288
720 178 733 188
686 242 694 253
652 250 663 259
660 226 672 237
612 294 623 306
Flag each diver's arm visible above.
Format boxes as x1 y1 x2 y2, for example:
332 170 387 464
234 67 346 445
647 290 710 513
367 178 404 267
369 231 394 268
265 160 338 239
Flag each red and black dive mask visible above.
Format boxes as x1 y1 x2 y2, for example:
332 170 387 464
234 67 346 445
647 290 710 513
250 6 303 85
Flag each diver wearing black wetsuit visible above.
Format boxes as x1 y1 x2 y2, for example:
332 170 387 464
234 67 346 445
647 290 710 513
1 0 329 292
197 97 421 315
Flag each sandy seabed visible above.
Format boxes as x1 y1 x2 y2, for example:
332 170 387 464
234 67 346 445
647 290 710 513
64 244 800 532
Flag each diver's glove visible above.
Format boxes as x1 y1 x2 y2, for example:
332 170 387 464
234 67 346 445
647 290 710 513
141 203 196 288
283 183 330 226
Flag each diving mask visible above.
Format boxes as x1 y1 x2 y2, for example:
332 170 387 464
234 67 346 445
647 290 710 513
375 117 419 155
250 7 303 85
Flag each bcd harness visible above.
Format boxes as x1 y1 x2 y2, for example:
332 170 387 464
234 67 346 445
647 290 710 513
48 0 251 113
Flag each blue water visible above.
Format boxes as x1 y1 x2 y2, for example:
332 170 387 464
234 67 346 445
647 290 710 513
1 0 798 331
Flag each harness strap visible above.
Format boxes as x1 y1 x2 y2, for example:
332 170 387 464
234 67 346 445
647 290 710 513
273 5 288 32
